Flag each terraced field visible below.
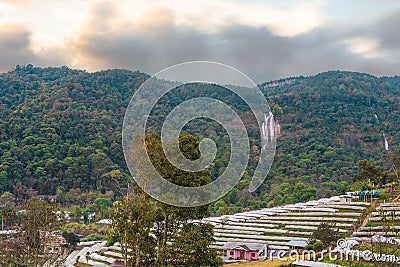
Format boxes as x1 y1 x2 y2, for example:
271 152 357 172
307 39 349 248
203 196 370 251
64 241 128 267
64 196 372 266
352 202 400 242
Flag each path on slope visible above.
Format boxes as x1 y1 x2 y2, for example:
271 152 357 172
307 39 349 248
352 201 379 237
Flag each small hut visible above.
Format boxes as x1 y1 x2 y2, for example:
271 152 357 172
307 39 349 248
286 240 308 252
339 195 352 203
224 242 267 261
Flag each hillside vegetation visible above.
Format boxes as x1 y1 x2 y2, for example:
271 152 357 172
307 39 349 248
0 65 398 212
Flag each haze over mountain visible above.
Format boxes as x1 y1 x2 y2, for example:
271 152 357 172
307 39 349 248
0 65 398 212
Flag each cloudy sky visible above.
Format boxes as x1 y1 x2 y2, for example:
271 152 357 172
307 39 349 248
1 0 400 82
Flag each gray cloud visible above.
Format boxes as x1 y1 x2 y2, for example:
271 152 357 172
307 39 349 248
71 3 213 72
72 4 400 83
0 26 37 71
0 25 68 72
376 10 400 53
217 25 400 81
3 1 400 82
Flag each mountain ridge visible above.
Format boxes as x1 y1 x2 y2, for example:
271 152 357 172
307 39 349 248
0 65 398 212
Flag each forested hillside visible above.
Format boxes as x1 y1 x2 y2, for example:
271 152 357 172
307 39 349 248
0 65 398 212
261 71 399 209
0 65 148 195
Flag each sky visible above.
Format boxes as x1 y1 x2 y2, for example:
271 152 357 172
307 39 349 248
0 0 400 82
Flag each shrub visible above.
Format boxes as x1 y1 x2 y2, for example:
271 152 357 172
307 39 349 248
82 234 104 242
313 241 325 252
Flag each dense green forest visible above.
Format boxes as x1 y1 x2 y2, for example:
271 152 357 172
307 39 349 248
0 65 398 213
258 72 399 210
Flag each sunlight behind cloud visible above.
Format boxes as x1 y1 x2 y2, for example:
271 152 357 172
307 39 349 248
114 0 324 37
342 38 387 59
0 0 400 80
0 0 90 49
0 0 325 52
66 0 325 75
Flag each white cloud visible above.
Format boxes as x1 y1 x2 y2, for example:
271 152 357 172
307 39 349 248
107 0 325 37
0 0 91 48
341 38 388 59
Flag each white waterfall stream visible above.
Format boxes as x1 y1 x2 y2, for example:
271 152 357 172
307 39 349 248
261 112 275 149
383 133 389 151
375 113 389 151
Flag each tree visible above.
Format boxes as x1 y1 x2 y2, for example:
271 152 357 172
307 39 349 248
109 190 156 267
353 160 384 185
141 133 221 267
70 205 83 222
110 133 222 266
169 222 223 267
100 170 129 195
13 182 27 203
64 188 81 206
62 231 80 250
55 186 65 205
387 152 400 182
94 197 111 219
310 222 341 246
305 240 325 252
316 186 333 200
0 167 8 192
0 192 15 230
1 199 63 266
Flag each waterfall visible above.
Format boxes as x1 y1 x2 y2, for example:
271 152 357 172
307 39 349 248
261 112 275 149
269 112 274 142
383 133 389 151
375 113 388 150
